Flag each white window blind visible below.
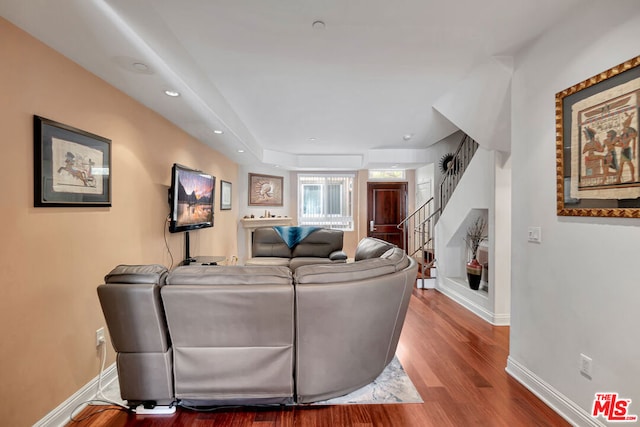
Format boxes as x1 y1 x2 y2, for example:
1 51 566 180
298 174 354 230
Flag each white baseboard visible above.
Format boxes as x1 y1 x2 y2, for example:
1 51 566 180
416 278 436 289
436 278 510 326
506 356 604 427
33 363 118 427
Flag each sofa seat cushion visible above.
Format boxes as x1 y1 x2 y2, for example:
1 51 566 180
295 258 396 284
167 265 292 285
354 237 396 261
245 257 291 267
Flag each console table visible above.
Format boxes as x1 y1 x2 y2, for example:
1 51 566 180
181 256 226 266
240 217 294 259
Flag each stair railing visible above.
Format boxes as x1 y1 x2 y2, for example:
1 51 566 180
439 133 479 212
397 197 440 280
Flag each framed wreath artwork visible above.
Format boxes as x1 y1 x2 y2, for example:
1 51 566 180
248 173 283 206
556 55 640 217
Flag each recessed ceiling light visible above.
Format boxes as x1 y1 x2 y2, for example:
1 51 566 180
164 90 180 97
391 164 398 168
213 129 224 134
132 62 149 71
312 20 326 30
237 149 245 153
403 134 413 141
308 137 317 142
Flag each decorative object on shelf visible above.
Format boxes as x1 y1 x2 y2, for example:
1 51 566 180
34 115 111 207
220 180 232 210
556 55 640 218
248 173 283 206
439 153 459 175
465 217 487 290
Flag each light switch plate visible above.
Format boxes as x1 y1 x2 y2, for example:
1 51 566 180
528 226 541 243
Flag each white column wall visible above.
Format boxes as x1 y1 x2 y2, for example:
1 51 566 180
509 1 640 423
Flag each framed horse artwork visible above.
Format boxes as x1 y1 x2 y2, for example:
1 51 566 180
34 116 111 207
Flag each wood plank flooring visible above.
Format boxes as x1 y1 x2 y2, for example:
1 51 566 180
68 289 569 426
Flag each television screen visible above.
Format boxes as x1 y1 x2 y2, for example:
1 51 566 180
169 163 215 233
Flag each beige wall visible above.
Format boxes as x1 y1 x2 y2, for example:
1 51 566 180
0 18 238 426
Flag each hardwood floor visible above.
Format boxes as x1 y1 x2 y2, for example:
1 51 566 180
69 289 569 426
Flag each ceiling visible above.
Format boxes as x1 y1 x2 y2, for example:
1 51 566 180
1 0 583 170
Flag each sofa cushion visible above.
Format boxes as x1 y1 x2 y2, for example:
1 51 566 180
273 226 321 248
252 228 292 258
245 257 291 267
291 228 344 258
289 257 337 272
295 258 396 284
167 265 292 286
104 264 168 285
354 237 396 261
380 248 411 271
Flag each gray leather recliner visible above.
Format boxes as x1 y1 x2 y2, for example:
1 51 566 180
293 247 417 403
161 265 295 406
97 264 174 407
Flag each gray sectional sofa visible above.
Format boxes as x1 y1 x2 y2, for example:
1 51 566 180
245 227 347 270
97 237 417 408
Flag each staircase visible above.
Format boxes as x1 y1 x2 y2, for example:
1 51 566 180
398 197 439 288
398 133 479 288
439 133 479 212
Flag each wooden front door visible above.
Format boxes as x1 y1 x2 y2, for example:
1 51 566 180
367 182 407 250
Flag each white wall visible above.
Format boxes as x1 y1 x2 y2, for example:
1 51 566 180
509 1 640 424
236 165 293 262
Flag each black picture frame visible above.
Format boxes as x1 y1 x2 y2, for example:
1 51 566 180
220 180 232 210
34 116 111 207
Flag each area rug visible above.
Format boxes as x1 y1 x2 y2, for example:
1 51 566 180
100 356 422 406
312 356 423 405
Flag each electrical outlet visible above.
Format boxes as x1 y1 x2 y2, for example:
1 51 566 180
580 353 593 378
96 327 105 347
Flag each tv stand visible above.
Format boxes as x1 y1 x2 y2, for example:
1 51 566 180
181 256 225 266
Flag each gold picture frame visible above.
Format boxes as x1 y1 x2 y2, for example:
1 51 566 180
248 173 283 206
556 55 640 217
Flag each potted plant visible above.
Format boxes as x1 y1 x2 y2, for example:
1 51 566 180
464 217 487 290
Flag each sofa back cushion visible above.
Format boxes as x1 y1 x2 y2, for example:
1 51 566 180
354 237 396 261
295 258 396 284
292 228 343 258
98 264 170 353
380 247 411 271
167 265 292 286
252 227 292 258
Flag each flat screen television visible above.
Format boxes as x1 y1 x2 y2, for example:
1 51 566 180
168 163 215 233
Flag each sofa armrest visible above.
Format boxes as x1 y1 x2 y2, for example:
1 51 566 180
329 250 348 261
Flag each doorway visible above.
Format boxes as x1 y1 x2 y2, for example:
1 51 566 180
367 182 407 250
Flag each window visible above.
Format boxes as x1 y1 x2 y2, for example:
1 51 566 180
368 169 406 180
298 174 354 230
